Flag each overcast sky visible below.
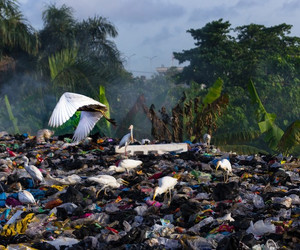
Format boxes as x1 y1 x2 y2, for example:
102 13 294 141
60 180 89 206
19 0 300 77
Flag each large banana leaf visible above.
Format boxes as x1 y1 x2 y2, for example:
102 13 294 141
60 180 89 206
247 80 284 149
277 120 300 155
4 95 20 134
98 85 111 136
202 77 223 108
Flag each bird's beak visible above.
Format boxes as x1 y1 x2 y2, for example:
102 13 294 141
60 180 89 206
216 162 220 171
120 179 129 186
153 188 157 200
153 193 156 200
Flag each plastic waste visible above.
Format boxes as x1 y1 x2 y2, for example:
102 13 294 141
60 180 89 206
0 209 10 223
253 194 265 209
134 205 148 216
46 237 79 249
246 220 276 237
0 128 299 248
157 237 180 249
271 197 292 208
6 210 23 225
188 216 214 233
1 213 34 236
0 192 6 207
289 194 300 205
264 239 279 250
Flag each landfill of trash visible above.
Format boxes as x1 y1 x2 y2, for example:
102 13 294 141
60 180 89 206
0 129 299 250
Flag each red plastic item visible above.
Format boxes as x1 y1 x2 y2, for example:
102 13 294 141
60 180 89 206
148 172 163 180
106 226 119 234
6 148 16 157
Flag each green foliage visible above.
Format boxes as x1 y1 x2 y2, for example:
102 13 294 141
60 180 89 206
248 80 284 149
214 81 299 156
218 144 269 155
53 111 80 136
213 129 261 146
174 19 300 153
182 78 229 140
0 0 38 59
277 120 300 156
48 48 97 95
202 77 223 108
98 85 112 137
4 95 20 134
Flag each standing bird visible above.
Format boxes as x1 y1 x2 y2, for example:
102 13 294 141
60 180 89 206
153 176 178 205
116 158 143 174
16 183 36 205
22 156 44 186
203 133 211 146
87 175 128 197
48 92 116 142
216 159 232 183
118 125 134 156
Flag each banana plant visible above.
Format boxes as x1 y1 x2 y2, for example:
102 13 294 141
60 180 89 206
97 85 113 137
213 80 299 156
277 120 300 156
182 77 229 141
247 80 284 150
4 95 20 134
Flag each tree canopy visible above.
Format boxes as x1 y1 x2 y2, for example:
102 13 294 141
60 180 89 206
174 19 300 131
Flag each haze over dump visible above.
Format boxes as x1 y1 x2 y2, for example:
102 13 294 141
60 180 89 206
19 0 300 76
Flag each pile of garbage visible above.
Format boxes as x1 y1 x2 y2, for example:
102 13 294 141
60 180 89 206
0 130 299 249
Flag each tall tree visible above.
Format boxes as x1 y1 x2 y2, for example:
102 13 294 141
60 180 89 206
0 0 38 81
174 19 300 134
0 0 38 58
39 4 75 55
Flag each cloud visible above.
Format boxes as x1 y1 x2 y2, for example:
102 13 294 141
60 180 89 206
281 0 300 11
17 0 300 76
189 5 239 23
55 0 185 24
142 26 174 45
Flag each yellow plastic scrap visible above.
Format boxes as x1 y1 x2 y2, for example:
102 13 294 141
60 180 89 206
241 173 252 179
51 185 65 191
136 170 143 175
1 213 34 237
74 225 83 229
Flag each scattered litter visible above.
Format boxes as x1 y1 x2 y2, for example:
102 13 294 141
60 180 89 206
0 132 298 249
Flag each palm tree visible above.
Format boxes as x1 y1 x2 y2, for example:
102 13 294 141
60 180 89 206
0 0 38 58
0 0 38 85
39 3 76 55
75 16 120 63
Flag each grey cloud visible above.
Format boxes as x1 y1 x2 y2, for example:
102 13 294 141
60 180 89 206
103 0 185 23
142 26 174 45
234 0 263 9
281 0 300 11
189 5 239 22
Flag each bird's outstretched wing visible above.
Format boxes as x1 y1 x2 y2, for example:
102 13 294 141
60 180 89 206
73 111 103 142
48 92 106 127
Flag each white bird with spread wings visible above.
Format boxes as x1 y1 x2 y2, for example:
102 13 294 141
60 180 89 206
48 92 116 142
